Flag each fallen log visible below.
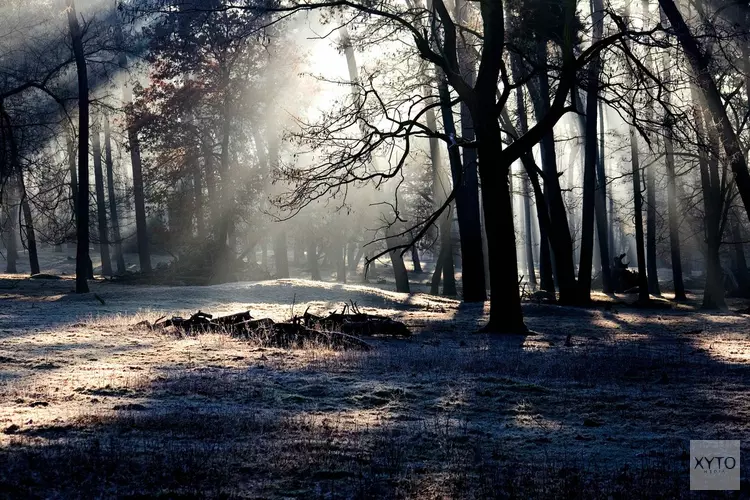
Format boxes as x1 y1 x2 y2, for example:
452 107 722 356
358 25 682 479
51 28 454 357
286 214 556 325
300 301 410 337
138 310 371 350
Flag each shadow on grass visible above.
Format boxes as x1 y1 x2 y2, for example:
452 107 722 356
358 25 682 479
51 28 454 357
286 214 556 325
1 283 750 497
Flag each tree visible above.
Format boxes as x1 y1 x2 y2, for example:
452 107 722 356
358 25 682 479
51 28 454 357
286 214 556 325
67 0 90 294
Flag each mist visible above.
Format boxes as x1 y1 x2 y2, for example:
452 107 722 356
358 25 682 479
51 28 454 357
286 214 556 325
2 0 750 496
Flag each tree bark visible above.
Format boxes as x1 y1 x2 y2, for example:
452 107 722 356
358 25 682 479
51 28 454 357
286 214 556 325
522 170 537 290
386 227 410 293
430 244 444 295
509 62 553 294
92 118 113 277
630 127 650 302
66 130 78 225
452 0 488 302
694 88 727 309
436 78 471 298
19 174 39 276
427 79 455 295
731 211 750 291
3 183 18 274
410 245 423 274
578 0 604 301
103 117 125 274
529 44 577 304
67 0 90 293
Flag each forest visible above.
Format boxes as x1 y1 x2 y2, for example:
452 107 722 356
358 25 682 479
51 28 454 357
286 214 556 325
0 0 749 497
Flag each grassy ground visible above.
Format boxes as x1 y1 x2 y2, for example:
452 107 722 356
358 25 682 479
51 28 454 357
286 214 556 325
0 260 749 497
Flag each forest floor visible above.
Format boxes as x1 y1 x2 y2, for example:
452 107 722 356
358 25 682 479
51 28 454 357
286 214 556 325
0 250 749 498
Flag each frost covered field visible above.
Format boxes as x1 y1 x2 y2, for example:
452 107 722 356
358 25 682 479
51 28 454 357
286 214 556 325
1 253 750 497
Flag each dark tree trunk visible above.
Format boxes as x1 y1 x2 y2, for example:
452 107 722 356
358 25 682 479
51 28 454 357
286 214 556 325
476 91 525 331
350 243 364 272
437 78 485 301
274 231 290 279
645 165 660 296
529 45 577 304
578 65 598 299
522 171 537 289
91 119 113 277
66 130 78 225
664 116 687 300
450 3 488 301
119 46 150 274
68 0 90 293
441 226 457 295
578 0 607 299
386 227 410 293
3 185 18 274
695 90 727 309
602 102 616 258
509 69 552 294
630 127 650 302
411 245 423 274
731 213 750 290
427 81 455 294
307 240 320 280
103 117 125 274
430 245 444 295
18 171 39 276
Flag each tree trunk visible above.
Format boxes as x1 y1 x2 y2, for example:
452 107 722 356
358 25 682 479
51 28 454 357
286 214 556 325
441 227 457 296
476 99 526 332
386 227 410 293
274 231 290 279
350 243 364 272
602 102 616 258
578 9 601 300
68 0 90 293
645 161 660 296
694 87 727 309
411 245 423 274
509 67 553 294
427 79 455 295
630 127 650 302
451 2 488 302
66 130 78 225
103 117 125 274
731 212 750 291
3 184 18 274
19 174 39 276
522 171 537 289
529 45 577 304
430 245 444 295
307 240 320 280
437 78 485 301
91 118 113 277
